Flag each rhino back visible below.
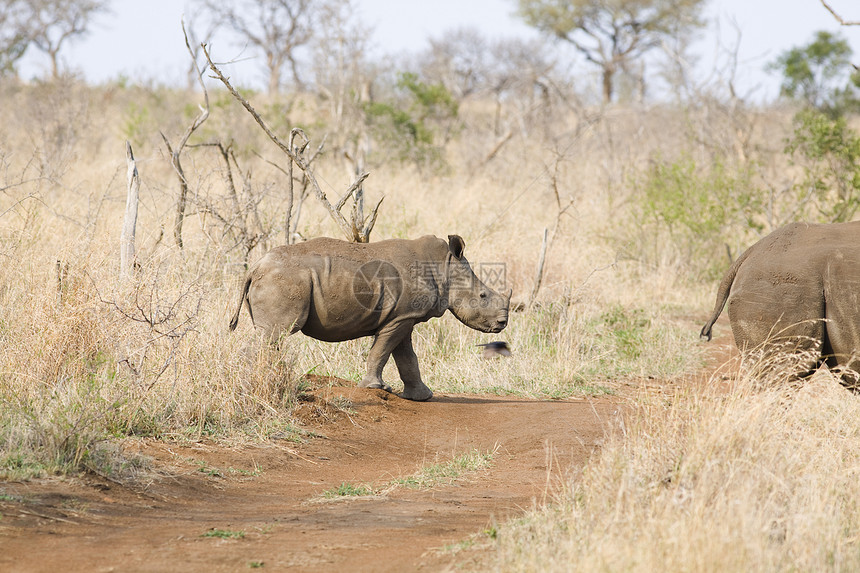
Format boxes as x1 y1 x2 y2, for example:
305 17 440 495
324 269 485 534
733 221 860 287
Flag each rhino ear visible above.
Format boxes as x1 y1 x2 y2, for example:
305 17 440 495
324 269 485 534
447 235 465 259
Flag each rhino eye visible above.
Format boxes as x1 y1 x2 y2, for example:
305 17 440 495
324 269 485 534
480 292 488 299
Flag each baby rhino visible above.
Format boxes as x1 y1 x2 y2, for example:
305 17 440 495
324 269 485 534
229 234 511 401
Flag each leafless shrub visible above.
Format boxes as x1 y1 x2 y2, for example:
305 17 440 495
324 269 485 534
204 43 383 242
528 150 577 308
96 256 203 394
191 140 271 262
192 0 329 94
310 0 375 178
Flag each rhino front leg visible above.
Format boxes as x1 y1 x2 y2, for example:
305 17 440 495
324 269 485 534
358 322 413 393
392 336 433 401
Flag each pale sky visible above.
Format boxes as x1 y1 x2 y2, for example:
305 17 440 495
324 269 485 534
14 0 860 102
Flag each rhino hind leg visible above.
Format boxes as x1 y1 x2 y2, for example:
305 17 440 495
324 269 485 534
357 322 434 399
729 291 827 375
358 342 393 392
392 337 433 402
733 316 826 379
822 316 860 386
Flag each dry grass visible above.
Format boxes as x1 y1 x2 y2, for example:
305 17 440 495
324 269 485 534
489 354 860 572
0 74 808 545
0 66 852 572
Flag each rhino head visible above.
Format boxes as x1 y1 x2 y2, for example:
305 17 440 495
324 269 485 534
443 235 510 333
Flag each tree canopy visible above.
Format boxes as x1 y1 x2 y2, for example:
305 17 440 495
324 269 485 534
194 0 336 94
769 30 860 116
0 0 108 79
515 0 706 103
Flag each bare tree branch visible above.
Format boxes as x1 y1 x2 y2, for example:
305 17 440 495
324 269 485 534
202 43 382 242
163 19 210 250
821 1 860 25
528 227 549 309
251 136 322 245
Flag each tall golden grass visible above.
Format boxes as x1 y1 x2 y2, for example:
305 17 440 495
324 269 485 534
490 354 860 572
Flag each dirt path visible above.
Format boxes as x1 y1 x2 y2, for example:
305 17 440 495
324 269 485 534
0 380 623 572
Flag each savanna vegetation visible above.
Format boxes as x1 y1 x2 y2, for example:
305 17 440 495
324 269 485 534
2 0 860 570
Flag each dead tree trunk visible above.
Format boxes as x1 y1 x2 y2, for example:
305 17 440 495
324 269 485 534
120 141 140 281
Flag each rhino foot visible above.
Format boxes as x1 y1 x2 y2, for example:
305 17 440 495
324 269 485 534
400 384 433 402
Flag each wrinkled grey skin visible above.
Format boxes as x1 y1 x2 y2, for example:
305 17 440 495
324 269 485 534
230 234 511 401
701 221 860 381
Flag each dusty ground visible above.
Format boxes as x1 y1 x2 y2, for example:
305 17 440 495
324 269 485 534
0 326 735 573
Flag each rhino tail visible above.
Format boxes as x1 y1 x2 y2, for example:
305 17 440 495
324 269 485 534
700 246 753 341
229 274 253 331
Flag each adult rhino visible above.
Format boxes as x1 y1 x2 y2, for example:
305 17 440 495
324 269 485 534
701 221 860 381
229 234 511 401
